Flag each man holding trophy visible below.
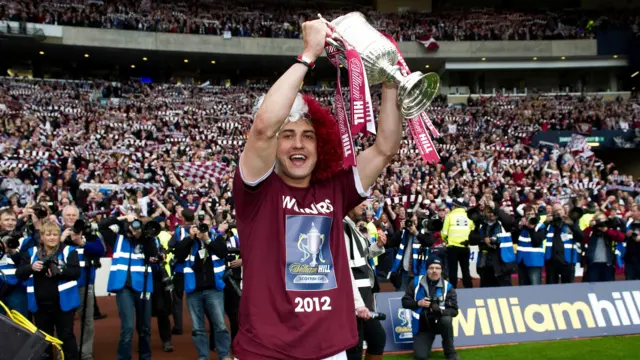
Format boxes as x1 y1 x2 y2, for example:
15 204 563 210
232 12 438 360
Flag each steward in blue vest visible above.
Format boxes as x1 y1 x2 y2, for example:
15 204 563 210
99 214 159 360
471 206 515 288
173 221 231 358
389 222 436 290
0 226 32 316
515 215 547 286
401 256 459 360
15 233 81 360
544 208 584 284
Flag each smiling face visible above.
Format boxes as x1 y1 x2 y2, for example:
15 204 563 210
276 119 317 187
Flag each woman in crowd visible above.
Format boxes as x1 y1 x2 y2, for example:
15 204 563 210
16 220 81 360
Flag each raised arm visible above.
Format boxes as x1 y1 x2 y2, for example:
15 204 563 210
239 20 329 184
356 83 403 190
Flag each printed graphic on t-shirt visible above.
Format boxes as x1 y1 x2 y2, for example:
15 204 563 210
285 215 336 291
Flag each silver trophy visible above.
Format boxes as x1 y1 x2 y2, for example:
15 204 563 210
300 223 324 267
319 12 439 119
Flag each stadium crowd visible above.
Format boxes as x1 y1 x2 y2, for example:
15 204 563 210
1 75 640 359
2 0 639 41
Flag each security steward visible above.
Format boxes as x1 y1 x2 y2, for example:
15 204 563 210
401 256 460 360
471 205 516 287
579 202 598 231
344 203 387 360
441 199 474 288
515 205 547 286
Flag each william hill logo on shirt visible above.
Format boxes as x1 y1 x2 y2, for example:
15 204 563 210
285 215 337 292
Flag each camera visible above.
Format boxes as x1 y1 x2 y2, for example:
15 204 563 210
405 219 414 228
489 236 499 247
40 251 63 277
428 295 444 313
197 222 210 234
197 210 206 222
593 218 610 229
32 205 48 220
157 260 174 292
0 230 22 250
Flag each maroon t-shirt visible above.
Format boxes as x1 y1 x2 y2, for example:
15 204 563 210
232 166 367 359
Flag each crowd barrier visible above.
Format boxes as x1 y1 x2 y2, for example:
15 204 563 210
374 280 640 352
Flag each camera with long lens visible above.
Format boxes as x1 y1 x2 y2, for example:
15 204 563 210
129 220 161 245
197 210 206 222
224 247 242 296
157 260 174 292
428 294 444 314
197 222 209 234
32 205 48 220
0 230 22 251
489 236 499 248
405 219 414 228
527 217 538 226
39 250 63 277
593 218 611 229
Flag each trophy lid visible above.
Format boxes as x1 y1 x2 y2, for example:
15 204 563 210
308 223 320 235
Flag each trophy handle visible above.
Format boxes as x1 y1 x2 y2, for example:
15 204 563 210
318 13 346 51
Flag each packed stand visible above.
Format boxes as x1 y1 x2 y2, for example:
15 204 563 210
2 0 640 41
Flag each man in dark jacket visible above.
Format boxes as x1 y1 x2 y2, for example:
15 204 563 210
582 213 625 282
401 256 460 360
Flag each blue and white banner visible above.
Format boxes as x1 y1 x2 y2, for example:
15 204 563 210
375 281 640 352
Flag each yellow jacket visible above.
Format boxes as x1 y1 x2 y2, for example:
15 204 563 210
441 208 474 247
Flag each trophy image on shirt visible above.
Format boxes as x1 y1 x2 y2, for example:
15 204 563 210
298 223 326 267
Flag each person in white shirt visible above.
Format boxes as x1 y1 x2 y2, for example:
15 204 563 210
344 202 387 360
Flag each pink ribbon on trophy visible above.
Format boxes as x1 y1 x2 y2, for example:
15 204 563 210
379 32 441 164
324 32 375 168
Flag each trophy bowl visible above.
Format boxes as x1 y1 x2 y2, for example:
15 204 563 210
324 12 440 119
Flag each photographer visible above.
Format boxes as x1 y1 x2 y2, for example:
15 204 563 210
544 204 584 284
60 205 105 360
471 205 516 287
16 221 80 360
173 212 230 360
99 214 159 360
218 219 241 342
582 212 625 282
389 215 435 291
166 208 197 335
515 205 547 286
401 257 460 360
0 208 29 316
624 212 640 280
344 202 387 360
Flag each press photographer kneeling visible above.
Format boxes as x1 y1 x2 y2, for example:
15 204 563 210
401 257 460 360
16 221 81 360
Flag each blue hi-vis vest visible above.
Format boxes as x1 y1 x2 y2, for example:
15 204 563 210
409 275 452 336
390 230 428 275
616 219 632 268
25 246 80 313
478 222 515 265
544 224 580 264
0 236 33 286
183 236 226 293
107 235 153 294
516 223 547 267
172 227 189 274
